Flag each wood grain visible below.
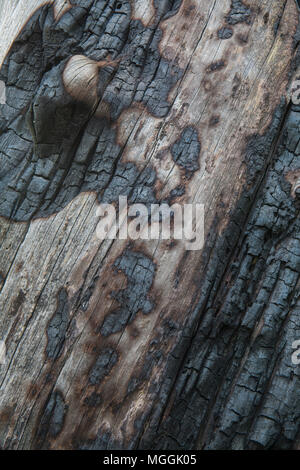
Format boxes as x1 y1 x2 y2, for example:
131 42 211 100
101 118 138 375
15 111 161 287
0 0 299 450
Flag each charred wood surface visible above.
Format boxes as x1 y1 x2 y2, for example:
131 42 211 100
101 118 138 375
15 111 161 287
0 0 299 450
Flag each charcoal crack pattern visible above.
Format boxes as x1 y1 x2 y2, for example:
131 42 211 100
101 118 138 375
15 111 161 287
0 0 183 221
100 249 156 337
142 104 300 450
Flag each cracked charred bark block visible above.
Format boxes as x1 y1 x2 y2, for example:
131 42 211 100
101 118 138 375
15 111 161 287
0 0 299 451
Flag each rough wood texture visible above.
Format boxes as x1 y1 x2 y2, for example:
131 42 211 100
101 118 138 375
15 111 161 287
0 0 299 450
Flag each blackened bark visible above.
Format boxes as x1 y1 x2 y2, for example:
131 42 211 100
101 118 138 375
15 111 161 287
141 103 300 450
0 0 299 451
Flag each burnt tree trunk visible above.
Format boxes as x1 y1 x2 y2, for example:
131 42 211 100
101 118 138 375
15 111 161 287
0 0 300 450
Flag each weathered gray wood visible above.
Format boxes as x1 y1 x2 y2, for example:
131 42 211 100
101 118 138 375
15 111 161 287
0 0 299 450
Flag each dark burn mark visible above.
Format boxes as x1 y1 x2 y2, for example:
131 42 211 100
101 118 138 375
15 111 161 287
89 348 118 385
46 288 69 360
166 184 186 205
244 101 286 185
273 16 282 36
163 318 179 338
183 4 196 18
79 275 99 312
100 250 155 337
102 164 158 207
126 318 178 398
170 127 201 177
153 0 183 20
0 0 183 222
126 349 163 396
174 251 190 288
207 60 226 73
263 13 269 25
232 74 241 98
78 427 122 450
10 289 25 316
209 115 220 127
84 392 102 408
141 101 300 450
225 0 252 26
35 391 67 449
0 407 14 432
236 33 249 45
217 27 233 40
15 262 24 273
27 382 39 400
